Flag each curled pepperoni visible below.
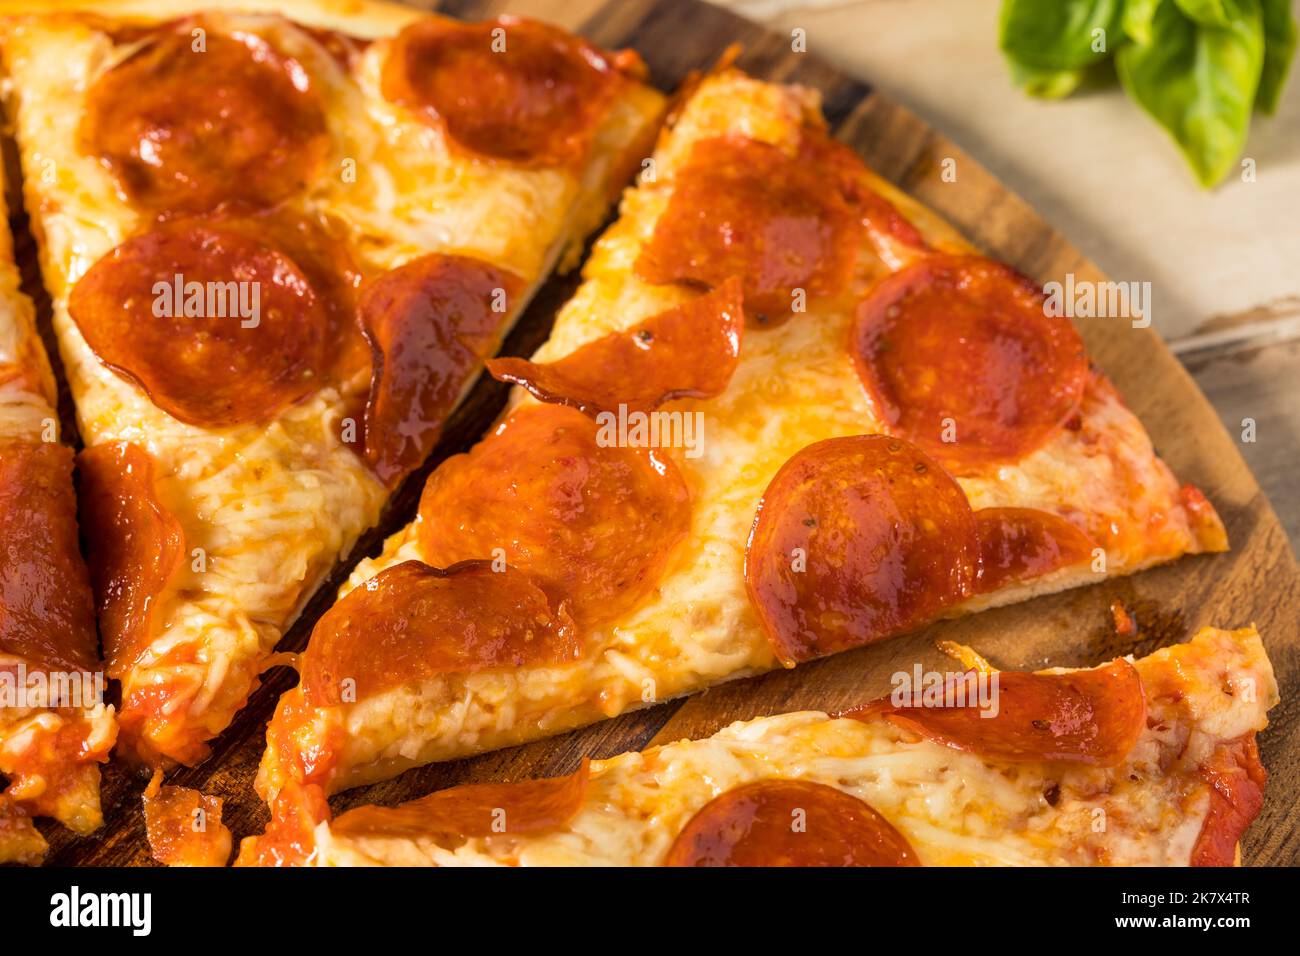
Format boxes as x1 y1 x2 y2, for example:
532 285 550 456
636 135 860 326
142 772 232 867
381 15 639 167
0 443 98 672
486 279 743 417
842 658 1147 766
664 779 919 867
300 560 580 706
68 218 349 428
81 23 329 214
418 403 691 628
1191 734 1267 866
331 761 589 841
850 255 1088 473
254 209 370 381
745 435 978 666
974 507 1095 595
815 137 927 253
78 442 185 678
360 254 524 487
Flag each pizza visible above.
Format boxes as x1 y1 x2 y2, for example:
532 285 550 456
0 0 664 768
0 171 115 865
255 65 1229 808
237 626 1276 866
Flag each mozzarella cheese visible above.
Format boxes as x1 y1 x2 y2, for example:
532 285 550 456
0 179 54 443
308 627 1277 866
260 70 1223 796
0 4 663 763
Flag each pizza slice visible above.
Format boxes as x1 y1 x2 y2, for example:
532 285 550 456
239 626 1276 866
0 1 664 767
0 174 115 865
256 66 1227 804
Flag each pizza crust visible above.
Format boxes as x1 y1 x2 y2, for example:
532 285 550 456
293 626 1277 867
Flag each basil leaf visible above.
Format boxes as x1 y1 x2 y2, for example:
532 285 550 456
1257 0 1298 113
1174 0 1245 26
1009 60 1089 98
1116 0 1264 187
1000 0 1124 70
1122 0 1164 43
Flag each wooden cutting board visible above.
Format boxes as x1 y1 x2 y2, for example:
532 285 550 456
25 0 1300 866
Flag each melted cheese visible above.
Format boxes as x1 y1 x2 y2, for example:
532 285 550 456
0 176 55 443
0 166 116 854
0 7 663 763
0 677 116 836
308 627 1277 866
261 71 1222 796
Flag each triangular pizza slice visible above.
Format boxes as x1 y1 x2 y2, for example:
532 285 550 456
0 0 664 766
241 626 1276 866
0 174 114 864
257 66 1228 805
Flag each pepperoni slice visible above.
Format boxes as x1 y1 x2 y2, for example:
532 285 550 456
301 560 580 706
360 254 524 487
1191 734 1267 867
0 442 98 673
486 279 743 417
331 762 589 841
417 404 691 628
745 435 978 666
842 658 1147 766
381 15 639 167
815 136 927 253
78 442 185 678
142 772 232 867
81 22 329 214
664 779 918 867
254 209 370 381
850 255 1088 473
68 218 347 428
636 134 861 326
974 507 1095 595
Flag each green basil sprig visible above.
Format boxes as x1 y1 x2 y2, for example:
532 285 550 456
1258 0 1299 112
999 0 1297 187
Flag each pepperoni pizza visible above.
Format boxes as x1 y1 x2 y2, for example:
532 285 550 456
256 67 1229 806
0 173 115 865
239 626 1277 866
0 0 664 767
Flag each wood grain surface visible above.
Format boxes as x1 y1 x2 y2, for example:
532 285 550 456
21 0 1300 866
